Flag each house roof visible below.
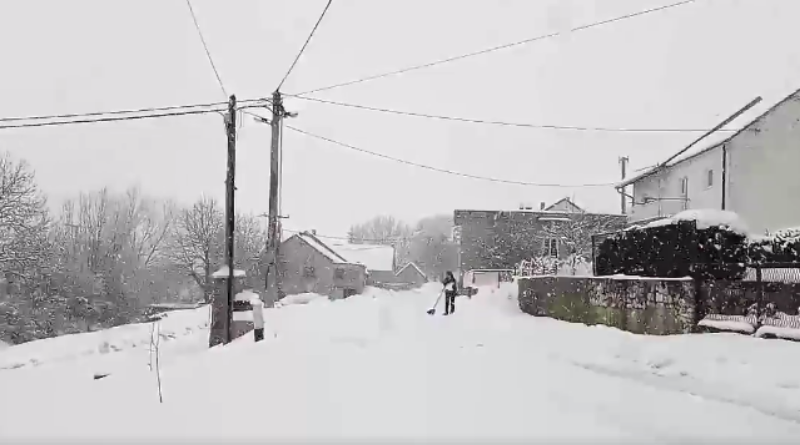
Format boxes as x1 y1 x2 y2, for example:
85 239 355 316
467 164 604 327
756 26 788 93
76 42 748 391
454 208 624 219
545 197 584 213
618 86 800 188
290 232 349 265
455 198 621 218
396 262 426 279
326 241 395 271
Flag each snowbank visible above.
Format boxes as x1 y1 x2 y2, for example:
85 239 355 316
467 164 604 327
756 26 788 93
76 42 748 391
211 266 247 278
278 292 327 306
646 209 748 234
698 318 757 334
0 305 211 372
2 284 800 439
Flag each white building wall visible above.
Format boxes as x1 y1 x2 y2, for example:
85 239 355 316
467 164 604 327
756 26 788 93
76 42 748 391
727 94 800 235
629 148 722 222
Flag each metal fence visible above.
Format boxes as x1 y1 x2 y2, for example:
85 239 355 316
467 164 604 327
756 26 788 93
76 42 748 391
697 262 800 322
516 259 557 277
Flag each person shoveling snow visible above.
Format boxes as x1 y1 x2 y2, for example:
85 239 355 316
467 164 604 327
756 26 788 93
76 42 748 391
442 271 458 316
426 271 459 316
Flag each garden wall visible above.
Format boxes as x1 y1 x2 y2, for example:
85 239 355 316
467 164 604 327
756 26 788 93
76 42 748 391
517 276 695 335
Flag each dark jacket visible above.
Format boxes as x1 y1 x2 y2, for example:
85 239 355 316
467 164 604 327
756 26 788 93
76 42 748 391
442 275 457 297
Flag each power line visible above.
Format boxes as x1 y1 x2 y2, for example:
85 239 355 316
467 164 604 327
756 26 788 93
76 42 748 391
276 0 335 92
0 100 265 124
0 99 265 122
285 124 616 188
0 108 228 130
292 96 737 133
283 228 403 244
186 0 228 98
289 0 696 97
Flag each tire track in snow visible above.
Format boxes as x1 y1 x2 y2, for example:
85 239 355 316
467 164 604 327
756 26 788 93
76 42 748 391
564 357 800 426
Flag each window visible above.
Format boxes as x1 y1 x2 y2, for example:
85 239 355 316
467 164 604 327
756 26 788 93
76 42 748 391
705 169 714 188
679 176 689 210
334 268 345 280
303 266 316 278
679 177 688 195
543 238 558 258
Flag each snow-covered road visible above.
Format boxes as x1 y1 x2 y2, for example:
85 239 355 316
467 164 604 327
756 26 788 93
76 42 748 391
1 283 799 441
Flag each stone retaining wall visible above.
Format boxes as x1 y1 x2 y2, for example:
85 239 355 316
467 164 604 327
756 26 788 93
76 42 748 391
517 276 695 335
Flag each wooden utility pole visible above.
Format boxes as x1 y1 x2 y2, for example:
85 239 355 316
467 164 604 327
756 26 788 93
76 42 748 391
224 94 237 344
265 91 283 307
618 156 629 214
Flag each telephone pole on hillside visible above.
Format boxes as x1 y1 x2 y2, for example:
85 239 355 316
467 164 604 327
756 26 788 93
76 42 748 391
224 94 237 344
618 156 629 215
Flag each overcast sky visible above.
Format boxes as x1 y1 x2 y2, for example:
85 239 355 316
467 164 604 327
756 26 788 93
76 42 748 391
1 0 798 237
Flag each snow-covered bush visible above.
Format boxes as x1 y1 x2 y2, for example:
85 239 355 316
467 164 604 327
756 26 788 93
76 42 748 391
748 228 800 264
595 209 748 279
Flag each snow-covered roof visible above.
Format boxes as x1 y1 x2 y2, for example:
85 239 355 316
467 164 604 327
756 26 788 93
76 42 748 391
644 209 748 235
618 87 800 188
293 232 349 265
327 241 395 271
234 289 260 302
545 197 584 213
454 208 623 217
211 266 247 279
396 262 426 279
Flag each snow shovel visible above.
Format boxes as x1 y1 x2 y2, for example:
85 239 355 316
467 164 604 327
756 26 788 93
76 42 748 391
426 289 445 315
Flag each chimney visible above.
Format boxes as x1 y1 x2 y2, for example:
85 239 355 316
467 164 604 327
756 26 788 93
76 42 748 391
519 203 524 210
311 229 317 236
540 202 546 210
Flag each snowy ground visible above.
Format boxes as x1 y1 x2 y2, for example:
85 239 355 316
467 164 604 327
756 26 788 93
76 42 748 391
2 283 800 441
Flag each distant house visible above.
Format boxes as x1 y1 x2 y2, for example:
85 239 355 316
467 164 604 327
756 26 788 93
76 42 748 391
325 240 397 286
618 86 800 235
453 198 627 281
395 262 427 287
279 232 367 299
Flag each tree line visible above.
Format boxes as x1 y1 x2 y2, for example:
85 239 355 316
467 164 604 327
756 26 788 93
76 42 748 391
0 153 266 345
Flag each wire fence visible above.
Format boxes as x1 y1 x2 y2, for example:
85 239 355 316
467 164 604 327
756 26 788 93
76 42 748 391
697 262 800 324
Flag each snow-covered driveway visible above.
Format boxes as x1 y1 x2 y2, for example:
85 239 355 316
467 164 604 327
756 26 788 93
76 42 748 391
1 283 799 441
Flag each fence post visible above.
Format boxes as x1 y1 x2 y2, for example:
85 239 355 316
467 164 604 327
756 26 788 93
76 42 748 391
692 278 704 332
756 263 764 313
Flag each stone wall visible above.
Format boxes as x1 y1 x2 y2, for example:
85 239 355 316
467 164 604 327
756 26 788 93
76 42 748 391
517 276 695 335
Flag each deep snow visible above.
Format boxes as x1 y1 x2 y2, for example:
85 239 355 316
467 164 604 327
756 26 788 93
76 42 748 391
2 283 800 441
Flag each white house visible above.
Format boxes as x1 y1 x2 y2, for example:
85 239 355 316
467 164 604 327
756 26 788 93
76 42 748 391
618 86 800 235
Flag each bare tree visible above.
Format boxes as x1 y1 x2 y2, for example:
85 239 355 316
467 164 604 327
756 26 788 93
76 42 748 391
117 187 176 269
0 153 51 279
0 153 58 344
167 196 224 302
166 196 269 301
233 213 267 287
405 215 458 279
348 215 411 245
47 187 181 329
538 213 623 275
